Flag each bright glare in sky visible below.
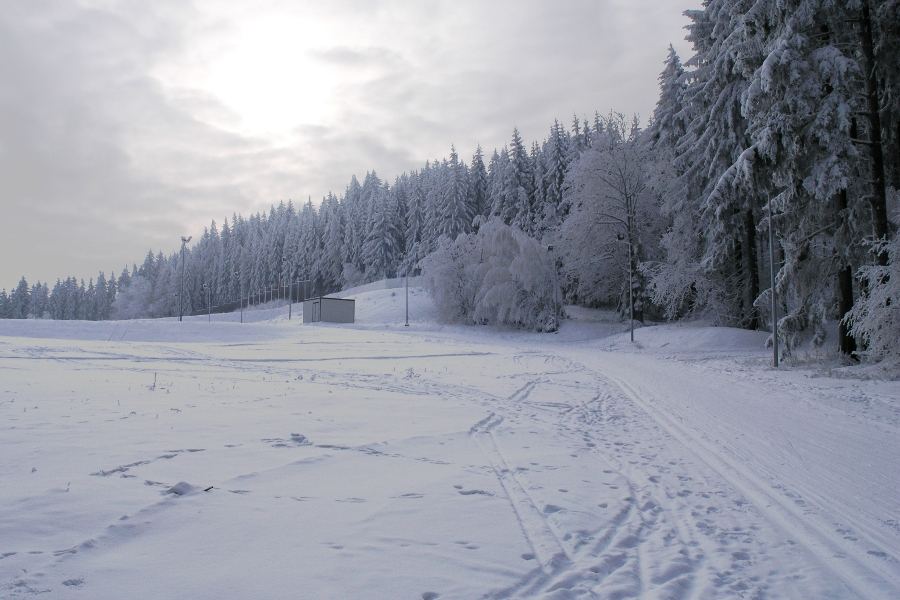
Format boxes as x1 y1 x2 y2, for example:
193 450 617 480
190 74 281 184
171 16 344 137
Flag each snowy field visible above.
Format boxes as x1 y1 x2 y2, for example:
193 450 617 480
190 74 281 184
1 288 899 599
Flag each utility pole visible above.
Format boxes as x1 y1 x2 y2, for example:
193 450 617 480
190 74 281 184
179 236 192 321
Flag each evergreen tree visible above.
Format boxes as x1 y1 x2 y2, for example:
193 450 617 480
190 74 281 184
469 145 489 220
29 281 49 318
363 184 401 280
0 289 10 319
440 145 473 240
10 277 30 319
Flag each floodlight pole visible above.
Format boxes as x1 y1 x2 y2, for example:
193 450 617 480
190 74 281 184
547 244 561 321
234 271 243 323
203 283 210 322
282 256 293 319
405 266 409 327
616 233 634 342
628 236 634 343
179 235 192 321
768 196 779 368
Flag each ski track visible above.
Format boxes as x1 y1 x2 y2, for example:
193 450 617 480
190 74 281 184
579 353 899 600
1 318 897 599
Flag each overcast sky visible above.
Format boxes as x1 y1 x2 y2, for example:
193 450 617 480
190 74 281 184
0 0 697 287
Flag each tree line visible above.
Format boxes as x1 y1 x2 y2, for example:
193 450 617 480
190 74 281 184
3 0 897 363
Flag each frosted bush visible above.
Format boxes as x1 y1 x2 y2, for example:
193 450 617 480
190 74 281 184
421 219 562 331
847 229 900 367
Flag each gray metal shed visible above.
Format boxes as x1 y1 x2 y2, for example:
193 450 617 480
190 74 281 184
303 296 355 323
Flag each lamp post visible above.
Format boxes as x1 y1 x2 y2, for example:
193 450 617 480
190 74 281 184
179 235 192 321
234 271 243 324
616 233 634 342
282 256 292 319
768 196 779 368
405 263 410 327
202 283 210 322
547 244 561 322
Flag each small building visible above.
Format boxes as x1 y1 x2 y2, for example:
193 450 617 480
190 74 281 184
303 296 355 323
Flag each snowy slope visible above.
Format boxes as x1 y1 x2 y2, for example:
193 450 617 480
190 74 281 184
1 290 898 599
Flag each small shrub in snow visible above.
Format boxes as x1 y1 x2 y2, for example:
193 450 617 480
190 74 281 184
421 219 562 331
848 230 900 367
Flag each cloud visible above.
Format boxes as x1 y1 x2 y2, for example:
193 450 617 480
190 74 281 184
0 0 697 286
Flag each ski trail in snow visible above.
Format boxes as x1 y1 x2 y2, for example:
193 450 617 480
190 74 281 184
591 358 898 600
470 409 570 574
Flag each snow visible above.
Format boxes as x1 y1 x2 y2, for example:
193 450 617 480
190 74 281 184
2 288 898 599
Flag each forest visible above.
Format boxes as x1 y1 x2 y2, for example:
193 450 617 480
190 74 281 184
2 0 898 364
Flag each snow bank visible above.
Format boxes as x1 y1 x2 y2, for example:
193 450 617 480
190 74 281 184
598 322 771 355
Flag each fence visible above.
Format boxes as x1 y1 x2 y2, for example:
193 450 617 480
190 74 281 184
187 276 424 317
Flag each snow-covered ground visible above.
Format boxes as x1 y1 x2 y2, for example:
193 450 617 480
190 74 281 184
1 288 898 599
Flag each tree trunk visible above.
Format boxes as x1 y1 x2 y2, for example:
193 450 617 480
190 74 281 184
859 0 890 266
743 209 761 330
835 190 858 357
838 265 857 356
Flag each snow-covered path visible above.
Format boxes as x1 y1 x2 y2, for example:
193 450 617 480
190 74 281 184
1 292 898 599
579 349 899 599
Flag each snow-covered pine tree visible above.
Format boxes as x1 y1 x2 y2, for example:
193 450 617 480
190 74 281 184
318 194 344 294
9 277 30 319
488 147 513 224
341 175 367 287
539 120 571 232
734 0 873 355
440 145 473 240
296 198 323 292
404 171 426 274
29 281 49 318
362 184 401 280
646 45 687 152
508 128 537 235
470 145 489 221
660 0 764 330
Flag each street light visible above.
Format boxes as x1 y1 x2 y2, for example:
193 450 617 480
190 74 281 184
179 235 192 321
282 256 293 319
405 261 410 327
616 233 634 343
547 244 561 327
234 270 243 324
202 283 211 322
767 195 779 367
